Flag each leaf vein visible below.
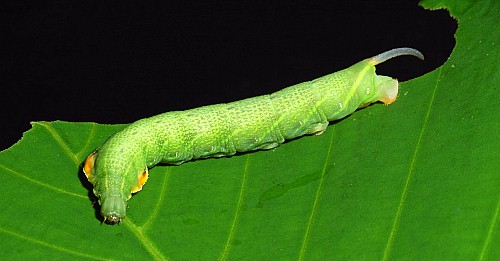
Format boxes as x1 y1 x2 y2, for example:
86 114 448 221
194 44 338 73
0 163 86 199
142 167 172 231
37 122 80 165
382 68 442 260
298 126 336 260
76 122 98 160
219 154 251 261
0 227 112 260
124 218 168 261
478 192 500 261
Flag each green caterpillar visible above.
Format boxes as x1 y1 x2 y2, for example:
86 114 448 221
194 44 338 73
84 47 424 224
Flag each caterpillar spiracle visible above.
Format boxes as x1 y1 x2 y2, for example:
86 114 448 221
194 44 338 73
84 47 424 224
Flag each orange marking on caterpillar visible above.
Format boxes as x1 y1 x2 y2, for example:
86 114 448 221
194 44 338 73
131 168 149 193
83 152 96 181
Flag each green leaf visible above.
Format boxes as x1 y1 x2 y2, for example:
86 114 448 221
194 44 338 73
1 1 499 260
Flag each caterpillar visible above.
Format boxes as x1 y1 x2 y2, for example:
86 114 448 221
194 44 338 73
84 47 424 224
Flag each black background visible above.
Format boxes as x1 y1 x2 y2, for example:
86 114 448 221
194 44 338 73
1 1 456 151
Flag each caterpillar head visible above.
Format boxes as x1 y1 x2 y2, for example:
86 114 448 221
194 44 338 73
100 195 127 224
84 150 149 224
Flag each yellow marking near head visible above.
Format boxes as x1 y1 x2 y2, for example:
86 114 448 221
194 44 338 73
131 168 149 193
83 152 96 182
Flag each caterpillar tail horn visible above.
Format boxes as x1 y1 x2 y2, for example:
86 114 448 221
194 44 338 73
367 47 424 104
368 47 424 65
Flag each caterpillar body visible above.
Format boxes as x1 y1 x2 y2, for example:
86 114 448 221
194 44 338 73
84 47 424 224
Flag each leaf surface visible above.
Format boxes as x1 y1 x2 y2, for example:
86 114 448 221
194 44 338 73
1 1 499 260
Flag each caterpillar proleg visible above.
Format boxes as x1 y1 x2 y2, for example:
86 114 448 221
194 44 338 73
84 47 424 224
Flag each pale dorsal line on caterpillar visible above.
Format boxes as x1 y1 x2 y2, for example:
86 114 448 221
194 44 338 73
83 47 424 224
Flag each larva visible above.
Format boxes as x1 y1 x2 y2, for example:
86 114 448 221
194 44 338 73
84 47 424 224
